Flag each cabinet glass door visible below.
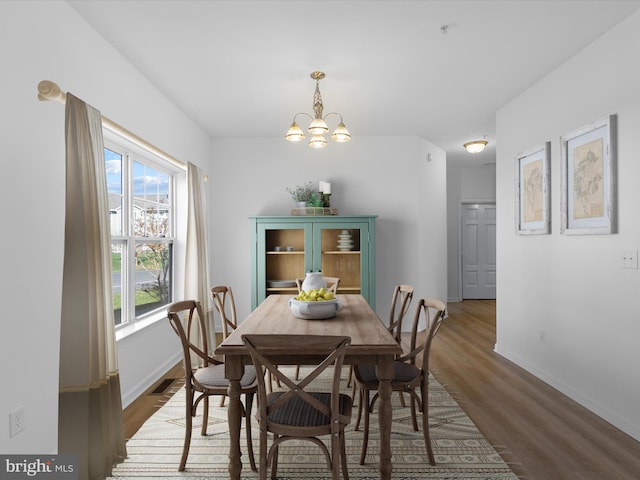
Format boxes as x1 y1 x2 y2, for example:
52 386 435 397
313 223 370 299
256 223 312 304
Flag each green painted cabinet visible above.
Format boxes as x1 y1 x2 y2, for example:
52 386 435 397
250 215 377 310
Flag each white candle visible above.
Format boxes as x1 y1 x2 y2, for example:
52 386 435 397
319 181 326 193
324 182 331 194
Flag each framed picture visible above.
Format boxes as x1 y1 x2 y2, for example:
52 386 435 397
516 142 551 235
560 114 617 235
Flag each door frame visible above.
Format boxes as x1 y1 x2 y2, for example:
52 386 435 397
457 199 496 302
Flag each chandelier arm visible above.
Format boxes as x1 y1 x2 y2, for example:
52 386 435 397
322 112 344 124
292 112 314 123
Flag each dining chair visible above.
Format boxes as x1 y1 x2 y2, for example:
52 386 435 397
387 284 415 345
352 298 446 466
241 334 353 480
167 300 257 472
212 285 280 394
347 284 414 389
211 285 238 341
211 285 242 403
295 276 341 294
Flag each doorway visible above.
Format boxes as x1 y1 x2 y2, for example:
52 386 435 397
461 203 496 299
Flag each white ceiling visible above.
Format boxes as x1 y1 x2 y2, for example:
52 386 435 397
68 0 640 167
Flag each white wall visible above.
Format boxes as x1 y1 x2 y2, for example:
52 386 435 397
496 10 640 440
446 165 496 301
0 1 210 454
209 137 448 325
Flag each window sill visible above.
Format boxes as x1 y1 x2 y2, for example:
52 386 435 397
116 311 166 342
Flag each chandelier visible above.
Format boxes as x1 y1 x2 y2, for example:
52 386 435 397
285 71 351 148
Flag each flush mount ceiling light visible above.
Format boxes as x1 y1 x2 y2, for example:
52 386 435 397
285 71 350 149
463 139 488 154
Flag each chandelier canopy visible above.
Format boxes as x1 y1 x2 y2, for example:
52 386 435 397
285 71 350 149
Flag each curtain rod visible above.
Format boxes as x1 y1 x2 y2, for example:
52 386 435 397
37 80 186 170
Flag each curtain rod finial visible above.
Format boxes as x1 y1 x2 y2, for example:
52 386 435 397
38 80 66 102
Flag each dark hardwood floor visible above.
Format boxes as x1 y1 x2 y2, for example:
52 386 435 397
124 300 640 480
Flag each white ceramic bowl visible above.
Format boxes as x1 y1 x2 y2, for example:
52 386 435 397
289 298 342 320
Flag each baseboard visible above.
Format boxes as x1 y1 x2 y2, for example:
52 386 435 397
120 352 182 408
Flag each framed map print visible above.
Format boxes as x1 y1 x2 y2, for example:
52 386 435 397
516 142 551 235
560 114 617 235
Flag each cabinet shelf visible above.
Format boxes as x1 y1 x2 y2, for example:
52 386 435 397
266 251 305 255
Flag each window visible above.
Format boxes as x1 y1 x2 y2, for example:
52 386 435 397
105 138 176 327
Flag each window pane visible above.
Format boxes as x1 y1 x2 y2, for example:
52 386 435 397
112 242 124 326
105 148 124 236
133 161 170 237
134 242 172 317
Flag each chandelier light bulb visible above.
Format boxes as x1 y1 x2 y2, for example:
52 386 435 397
285 122 305 142
308 117 329 135
331 122 351 142
309 134 328 149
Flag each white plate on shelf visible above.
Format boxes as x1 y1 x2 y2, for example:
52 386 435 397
267 280 296 288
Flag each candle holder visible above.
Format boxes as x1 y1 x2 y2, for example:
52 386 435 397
321 193 331 207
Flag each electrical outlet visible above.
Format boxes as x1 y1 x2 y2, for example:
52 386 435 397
9 406 25 437
620 249 638 269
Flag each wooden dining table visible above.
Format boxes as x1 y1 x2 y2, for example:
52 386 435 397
214 293 402 480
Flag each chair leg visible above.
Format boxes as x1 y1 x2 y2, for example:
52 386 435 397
179 390 193 471
346 365 353 387
270 434 279 480
421 382 436 466
359 389 370 465
340 430 350 480
409 391 419 431
295 364 301 380
245 393 257 471
219 395 226 407
398 391 406 407
201 395 209 436
331 429 341 480
354 385 363 431
258 426 268 480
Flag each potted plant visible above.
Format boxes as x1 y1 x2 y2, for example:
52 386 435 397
286 182 316 207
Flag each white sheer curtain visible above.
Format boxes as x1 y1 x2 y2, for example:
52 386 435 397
59 94 126 479
184 162 214 354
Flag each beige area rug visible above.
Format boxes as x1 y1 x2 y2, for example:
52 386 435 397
110 368 519 479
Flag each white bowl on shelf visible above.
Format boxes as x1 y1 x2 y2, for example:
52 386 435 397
289 298 342 320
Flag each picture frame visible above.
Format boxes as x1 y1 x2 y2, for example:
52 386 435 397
515 142 551 235
560 114 617 235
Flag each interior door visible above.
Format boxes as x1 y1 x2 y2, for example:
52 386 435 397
462 204 496 299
